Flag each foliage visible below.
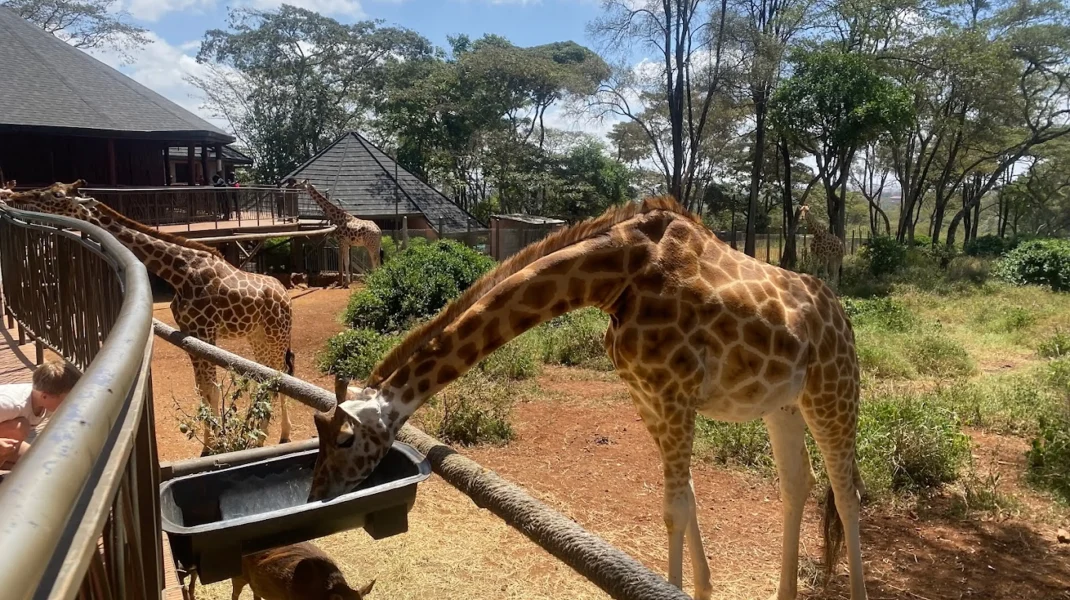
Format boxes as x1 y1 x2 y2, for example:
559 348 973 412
842 297 915 332
965 235 1016 258
694 418 774 472
905 335 975 378
536 308 612 370
856 394 971 495
5 0 148 58
344 240 494 334
1038 330 1070 359
318 328 400 382
858 236 909 277
1027 409 1070 502
175 373 278 456
191 6 432 183
995 239 1070 292
423 371 517 446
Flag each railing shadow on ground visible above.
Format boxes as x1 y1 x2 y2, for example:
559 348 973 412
0 205 158 600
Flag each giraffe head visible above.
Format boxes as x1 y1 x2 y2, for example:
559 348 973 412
5 180 94 220
798 204 811 220
307 378 394 502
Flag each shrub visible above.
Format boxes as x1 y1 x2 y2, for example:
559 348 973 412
996 238 1070 292
318 328 399 381
946 256 991 285
905 334 975 377
1037 330 1070 359
478 333 542 380
536 308 612 369
857 394 971 494
344 239 495 333
1027 409 1070 502
859 236 909 277
910 234 932 248
175 373 278 456
965 235 1017 257
425 371 517 446
842 297 915 332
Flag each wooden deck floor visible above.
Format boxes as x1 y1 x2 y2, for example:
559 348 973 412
155 216 312 238
0 318 37 385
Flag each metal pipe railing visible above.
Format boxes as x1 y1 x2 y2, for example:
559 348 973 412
0 205 156 600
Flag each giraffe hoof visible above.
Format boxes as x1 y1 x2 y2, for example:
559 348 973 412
279 437 291 445
199 447 212 458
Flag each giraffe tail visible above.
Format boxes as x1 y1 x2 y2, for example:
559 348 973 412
284 348 295 376
821 457 863 583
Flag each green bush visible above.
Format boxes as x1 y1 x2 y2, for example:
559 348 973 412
859 236 909 277
318 328 399 381
996 239 1070 292
175 373 278 456
344 240 495 333
857 394 971 494
905 334 975 377
1027 409 1070 502
1037 330 1070 359
965 235 1017 257
478 334 542 380
910 234 933 248
426 371 517 446
946 256 991 285
536 308 612 369
842 297 916 332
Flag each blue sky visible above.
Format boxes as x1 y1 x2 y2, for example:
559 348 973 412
88 0 628 136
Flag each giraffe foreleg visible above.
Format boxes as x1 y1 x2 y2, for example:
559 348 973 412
190 355 220 457
251 334 293 445
764 405 816 600
339 238 351 286
644 407 712 600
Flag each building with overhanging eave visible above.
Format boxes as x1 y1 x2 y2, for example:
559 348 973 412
0 7 248 187
283 131 482 237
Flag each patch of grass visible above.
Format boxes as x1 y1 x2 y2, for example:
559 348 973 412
1027 408 1070 503
694 418 774 472
421 371 519 446
478 333 542 381
842 297 916 332
856 333 916 379
1037 330 1070 359
534 308 612 370
949 470 1021 518
904 334 975 378
856 393 971 496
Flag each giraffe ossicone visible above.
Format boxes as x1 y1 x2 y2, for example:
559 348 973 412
7 182 297 454
309 196 868 600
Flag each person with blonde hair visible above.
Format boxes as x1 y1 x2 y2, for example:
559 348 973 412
0 360 82 469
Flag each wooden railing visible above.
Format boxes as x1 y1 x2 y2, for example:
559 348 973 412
86 186 300 229
0 205 159 599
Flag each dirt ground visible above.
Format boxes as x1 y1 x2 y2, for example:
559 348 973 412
153 289 1070 600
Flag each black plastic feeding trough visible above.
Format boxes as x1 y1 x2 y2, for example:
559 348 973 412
160 442 431 584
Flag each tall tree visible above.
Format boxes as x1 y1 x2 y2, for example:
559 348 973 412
4 0 148 58
771 49 912 239
190 6 432 183
588 0 733 206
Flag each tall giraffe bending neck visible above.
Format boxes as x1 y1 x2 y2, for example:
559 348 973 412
310 197 868 600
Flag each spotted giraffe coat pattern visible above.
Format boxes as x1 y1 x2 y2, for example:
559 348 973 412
308 197 868 600
301 182 382 284
800 204 844 290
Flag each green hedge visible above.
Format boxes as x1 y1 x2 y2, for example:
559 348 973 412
996 239 1070 292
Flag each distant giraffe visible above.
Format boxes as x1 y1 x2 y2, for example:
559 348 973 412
8 181 296 453
799 204 844 290
299 181 383 285
309 197 867 600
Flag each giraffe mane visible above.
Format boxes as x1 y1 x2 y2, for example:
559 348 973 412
367 195 696 387
90 200 224 257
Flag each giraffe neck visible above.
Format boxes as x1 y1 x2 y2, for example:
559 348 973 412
88 211 204 289
365 235 631 436
805 211 828 236
307 186 350 224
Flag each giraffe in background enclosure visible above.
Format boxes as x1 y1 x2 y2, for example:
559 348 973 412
299 181 383 285
309 197 867 600
7 181 296 453
799 204 844 290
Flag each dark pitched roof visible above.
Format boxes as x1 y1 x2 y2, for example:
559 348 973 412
167 145 254 165
0 8 233 144
285 131 480 233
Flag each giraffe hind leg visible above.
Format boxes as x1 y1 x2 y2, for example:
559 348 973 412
190 355 220 457
250 333 292 445
764 404 816 600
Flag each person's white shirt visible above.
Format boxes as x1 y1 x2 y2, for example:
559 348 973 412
0 383 46 427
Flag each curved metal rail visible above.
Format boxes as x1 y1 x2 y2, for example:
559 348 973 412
0 205 157 600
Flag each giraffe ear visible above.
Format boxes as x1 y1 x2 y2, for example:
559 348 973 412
338 397 383 430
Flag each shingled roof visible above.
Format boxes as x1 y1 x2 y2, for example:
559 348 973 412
285 131 480 234
0 8 233 144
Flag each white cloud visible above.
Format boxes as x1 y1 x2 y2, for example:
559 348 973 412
244 0 365 17
86 34 231 132
124 0 215 22
124 0 365 22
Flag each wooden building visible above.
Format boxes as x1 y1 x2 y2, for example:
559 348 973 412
0 8 246 187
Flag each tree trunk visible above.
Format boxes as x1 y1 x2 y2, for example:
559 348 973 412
778 140 798 269
745 101 766 257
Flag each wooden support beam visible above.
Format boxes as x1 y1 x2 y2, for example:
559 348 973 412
106 139 117 186
186 145 195 185
201 144 209 182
